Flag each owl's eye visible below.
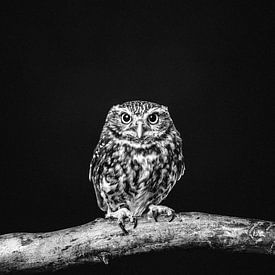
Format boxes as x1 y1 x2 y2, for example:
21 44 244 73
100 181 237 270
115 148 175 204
148 113 159 124
121 113 132 124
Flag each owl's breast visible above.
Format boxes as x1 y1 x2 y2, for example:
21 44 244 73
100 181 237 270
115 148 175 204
103 143 164 188
99 140 181 215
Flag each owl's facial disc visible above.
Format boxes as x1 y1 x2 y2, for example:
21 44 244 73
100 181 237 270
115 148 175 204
120 111 166 142
120 112 147 139
105 103 172 144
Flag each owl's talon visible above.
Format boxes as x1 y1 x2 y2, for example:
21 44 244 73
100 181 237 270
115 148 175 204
106 208 135 234
148 205 175 222
119 221 129 235
133 217 138 229
169 211 176 222
152 210 159 222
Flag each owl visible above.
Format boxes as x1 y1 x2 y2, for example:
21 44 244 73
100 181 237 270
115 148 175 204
89 100 185 234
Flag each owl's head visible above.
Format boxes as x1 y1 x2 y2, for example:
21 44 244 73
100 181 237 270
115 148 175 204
102 100 176 144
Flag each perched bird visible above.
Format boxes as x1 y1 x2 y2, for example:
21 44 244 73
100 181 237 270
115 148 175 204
89 100 185 234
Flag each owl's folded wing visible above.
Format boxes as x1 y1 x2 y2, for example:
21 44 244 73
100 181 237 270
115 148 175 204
177 159 185 181
175 136 185 181
89 140 108 212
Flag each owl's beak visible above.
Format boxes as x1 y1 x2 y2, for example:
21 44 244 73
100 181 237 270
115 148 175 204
136 121 144 139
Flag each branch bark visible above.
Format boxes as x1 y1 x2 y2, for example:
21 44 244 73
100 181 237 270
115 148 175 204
0 212 274 273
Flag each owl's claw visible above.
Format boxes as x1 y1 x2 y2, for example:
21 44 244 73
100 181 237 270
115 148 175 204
106 208 136 235
148 205 175 222
118 221 129 235
169 211 176 222
133 217 138 229
120 217 137 234
151 209 159 222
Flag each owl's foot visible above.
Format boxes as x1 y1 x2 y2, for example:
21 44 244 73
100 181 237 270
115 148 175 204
148 205 175 222
106 208 137 235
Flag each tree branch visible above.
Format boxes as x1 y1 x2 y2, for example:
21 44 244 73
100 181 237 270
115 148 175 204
0 212 274 273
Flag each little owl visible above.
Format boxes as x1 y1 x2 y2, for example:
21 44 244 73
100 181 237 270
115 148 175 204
89 100 185 234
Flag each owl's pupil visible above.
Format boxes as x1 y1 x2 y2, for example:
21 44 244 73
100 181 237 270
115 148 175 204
121 113 131 123
148 113 158 124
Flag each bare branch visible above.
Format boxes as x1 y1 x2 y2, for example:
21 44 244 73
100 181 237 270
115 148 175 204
0 212 274 273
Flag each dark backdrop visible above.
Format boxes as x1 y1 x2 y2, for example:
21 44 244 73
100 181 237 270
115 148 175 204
1 1 273 274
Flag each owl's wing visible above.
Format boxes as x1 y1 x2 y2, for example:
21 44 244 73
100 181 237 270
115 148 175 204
177 157 185 181
175 136 185 181
89 138 108 212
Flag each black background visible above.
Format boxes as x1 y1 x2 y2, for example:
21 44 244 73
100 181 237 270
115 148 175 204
1 1 274 274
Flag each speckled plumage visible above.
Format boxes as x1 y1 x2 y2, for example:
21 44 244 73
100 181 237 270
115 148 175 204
89 100 185 219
